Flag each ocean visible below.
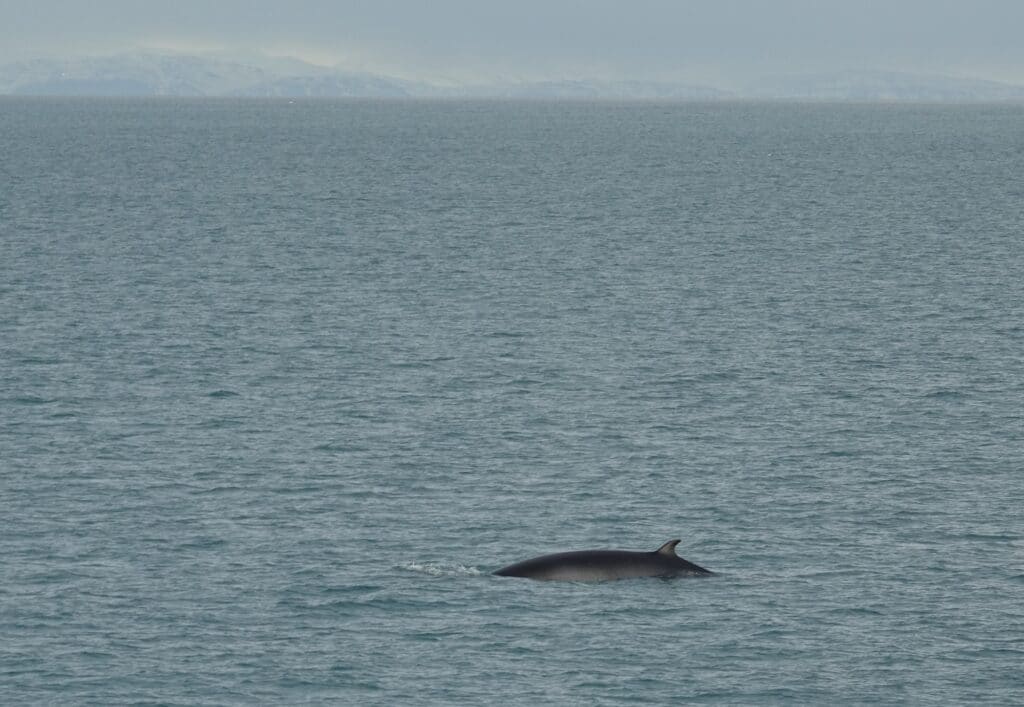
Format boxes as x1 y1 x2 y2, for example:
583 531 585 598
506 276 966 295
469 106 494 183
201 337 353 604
2 97 1023 704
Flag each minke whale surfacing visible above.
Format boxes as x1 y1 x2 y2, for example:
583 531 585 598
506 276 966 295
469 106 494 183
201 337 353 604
494 539 713 581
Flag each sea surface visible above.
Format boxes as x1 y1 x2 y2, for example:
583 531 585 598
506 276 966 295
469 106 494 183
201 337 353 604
2 97 1023 705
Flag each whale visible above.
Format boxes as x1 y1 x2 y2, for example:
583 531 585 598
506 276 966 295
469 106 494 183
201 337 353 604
493 539 713 581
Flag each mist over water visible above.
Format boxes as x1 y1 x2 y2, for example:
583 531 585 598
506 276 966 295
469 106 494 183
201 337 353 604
2 98 1023 704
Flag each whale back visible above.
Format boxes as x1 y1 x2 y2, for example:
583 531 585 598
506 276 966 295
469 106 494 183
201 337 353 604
494 540 713 581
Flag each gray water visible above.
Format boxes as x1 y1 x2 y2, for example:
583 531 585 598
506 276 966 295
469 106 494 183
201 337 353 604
2 98 1023 705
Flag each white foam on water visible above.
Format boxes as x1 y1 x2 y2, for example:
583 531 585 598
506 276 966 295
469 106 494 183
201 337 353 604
400 562 486 578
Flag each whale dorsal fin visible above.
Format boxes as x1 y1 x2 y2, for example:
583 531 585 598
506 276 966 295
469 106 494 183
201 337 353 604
656 539 681 556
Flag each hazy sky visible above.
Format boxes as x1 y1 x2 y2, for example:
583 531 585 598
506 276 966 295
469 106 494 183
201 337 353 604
3 1 1024 85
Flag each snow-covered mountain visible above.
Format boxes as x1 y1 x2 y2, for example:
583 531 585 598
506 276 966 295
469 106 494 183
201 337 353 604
233 74 421 98
0 53 273 96
0 53 728 98
746 69 1024 101
454 80 729 100
2 53 1023 101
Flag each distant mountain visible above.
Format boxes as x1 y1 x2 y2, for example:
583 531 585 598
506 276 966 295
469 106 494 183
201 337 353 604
0 53 272 96
457 80 730 100
0 52 434 98
233 74 421 98
747 69 1024 101
0 53 729 99
2 53 1024 101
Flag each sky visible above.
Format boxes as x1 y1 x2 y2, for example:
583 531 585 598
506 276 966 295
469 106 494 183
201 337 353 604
3 0 1024 86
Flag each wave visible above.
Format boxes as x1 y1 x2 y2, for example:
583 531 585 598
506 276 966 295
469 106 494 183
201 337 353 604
398 562 486 578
